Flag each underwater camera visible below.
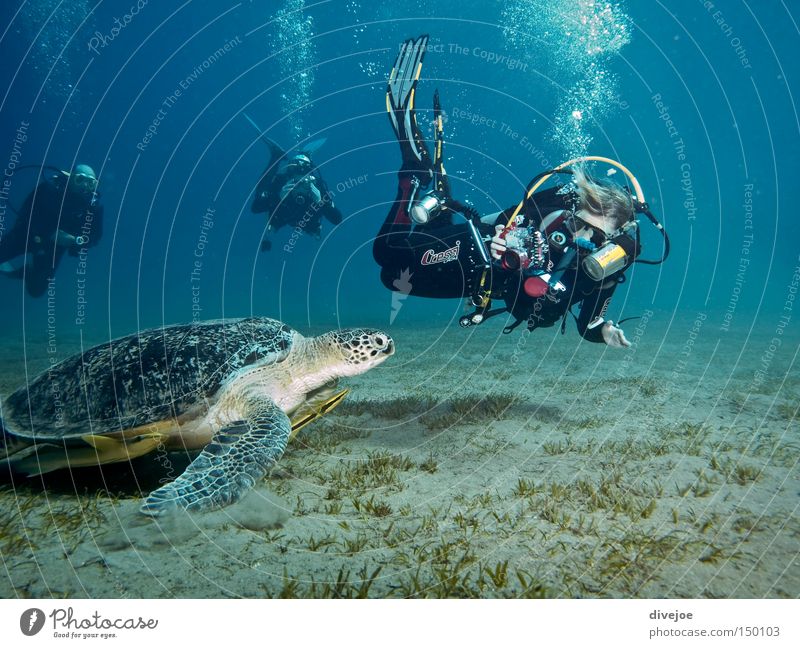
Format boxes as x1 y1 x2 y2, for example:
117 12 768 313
501 227 547 271
501 155 669 271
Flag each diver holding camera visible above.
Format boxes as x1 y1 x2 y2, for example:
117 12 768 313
373 36 669 346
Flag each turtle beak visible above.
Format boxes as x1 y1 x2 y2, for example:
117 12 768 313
383 339 395 356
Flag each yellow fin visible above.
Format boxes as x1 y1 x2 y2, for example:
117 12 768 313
118 419 177 440
12 433 165 475
289 388 349 440
81 434 122 451
80 432 165 463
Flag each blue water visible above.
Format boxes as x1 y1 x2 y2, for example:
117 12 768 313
0 1 797 344
0 1 798 601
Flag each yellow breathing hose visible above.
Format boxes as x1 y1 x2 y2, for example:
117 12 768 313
504 155 646 230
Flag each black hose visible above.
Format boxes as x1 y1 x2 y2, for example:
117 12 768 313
634 203 670 265
445 197 480 224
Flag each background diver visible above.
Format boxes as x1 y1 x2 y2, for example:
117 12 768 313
373 35 670 347
0 164 103 298
248 117 343 252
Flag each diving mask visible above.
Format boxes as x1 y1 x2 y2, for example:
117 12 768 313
284 154 312 174
70 172 98 194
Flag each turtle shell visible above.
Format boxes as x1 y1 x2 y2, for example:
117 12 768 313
1 317 295 440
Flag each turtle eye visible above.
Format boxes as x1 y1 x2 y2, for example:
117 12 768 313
374 336 385 347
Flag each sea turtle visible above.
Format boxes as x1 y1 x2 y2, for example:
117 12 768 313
0 317 394 516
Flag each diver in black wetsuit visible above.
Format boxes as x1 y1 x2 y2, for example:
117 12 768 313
374 35 669 347
0 164 103 298
250 134 343 251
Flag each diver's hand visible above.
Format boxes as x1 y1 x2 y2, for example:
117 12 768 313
53 229 77 248
490 225 507 260
601 321 631 348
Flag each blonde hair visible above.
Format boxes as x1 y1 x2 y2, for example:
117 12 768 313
571 165 633 230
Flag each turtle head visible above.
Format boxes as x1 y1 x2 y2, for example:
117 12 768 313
319 328 394 377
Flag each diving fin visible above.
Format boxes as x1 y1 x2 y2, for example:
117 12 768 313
244 112 286 164
298 137 327 157
387 35 432 170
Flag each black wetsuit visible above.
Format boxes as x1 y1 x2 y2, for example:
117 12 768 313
376 35 636 341
373 165 498 299
373 170 633 342
251 163 342 236
0 176 103 297
493 186 629 342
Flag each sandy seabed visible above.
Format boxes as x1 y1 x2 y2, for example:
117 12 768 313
0 310 797 598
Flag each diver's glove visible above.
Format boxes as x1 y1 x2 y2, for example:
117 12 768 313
53 229 88 251
601 321 631 348
489 224 507 260
53 229 77 247
309 181 322 204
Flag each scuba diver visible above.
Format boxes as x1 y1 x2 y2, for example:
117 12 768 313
374 35 669 346
247 117 343 252
0 164 103 298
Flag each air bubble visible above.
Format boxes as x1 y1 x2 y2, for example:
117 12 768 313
502 0 631 158
17 0 93 105
274 0 316 140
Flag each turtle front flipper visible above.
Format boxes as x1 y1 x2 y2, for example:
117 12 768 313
140 397 290 516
